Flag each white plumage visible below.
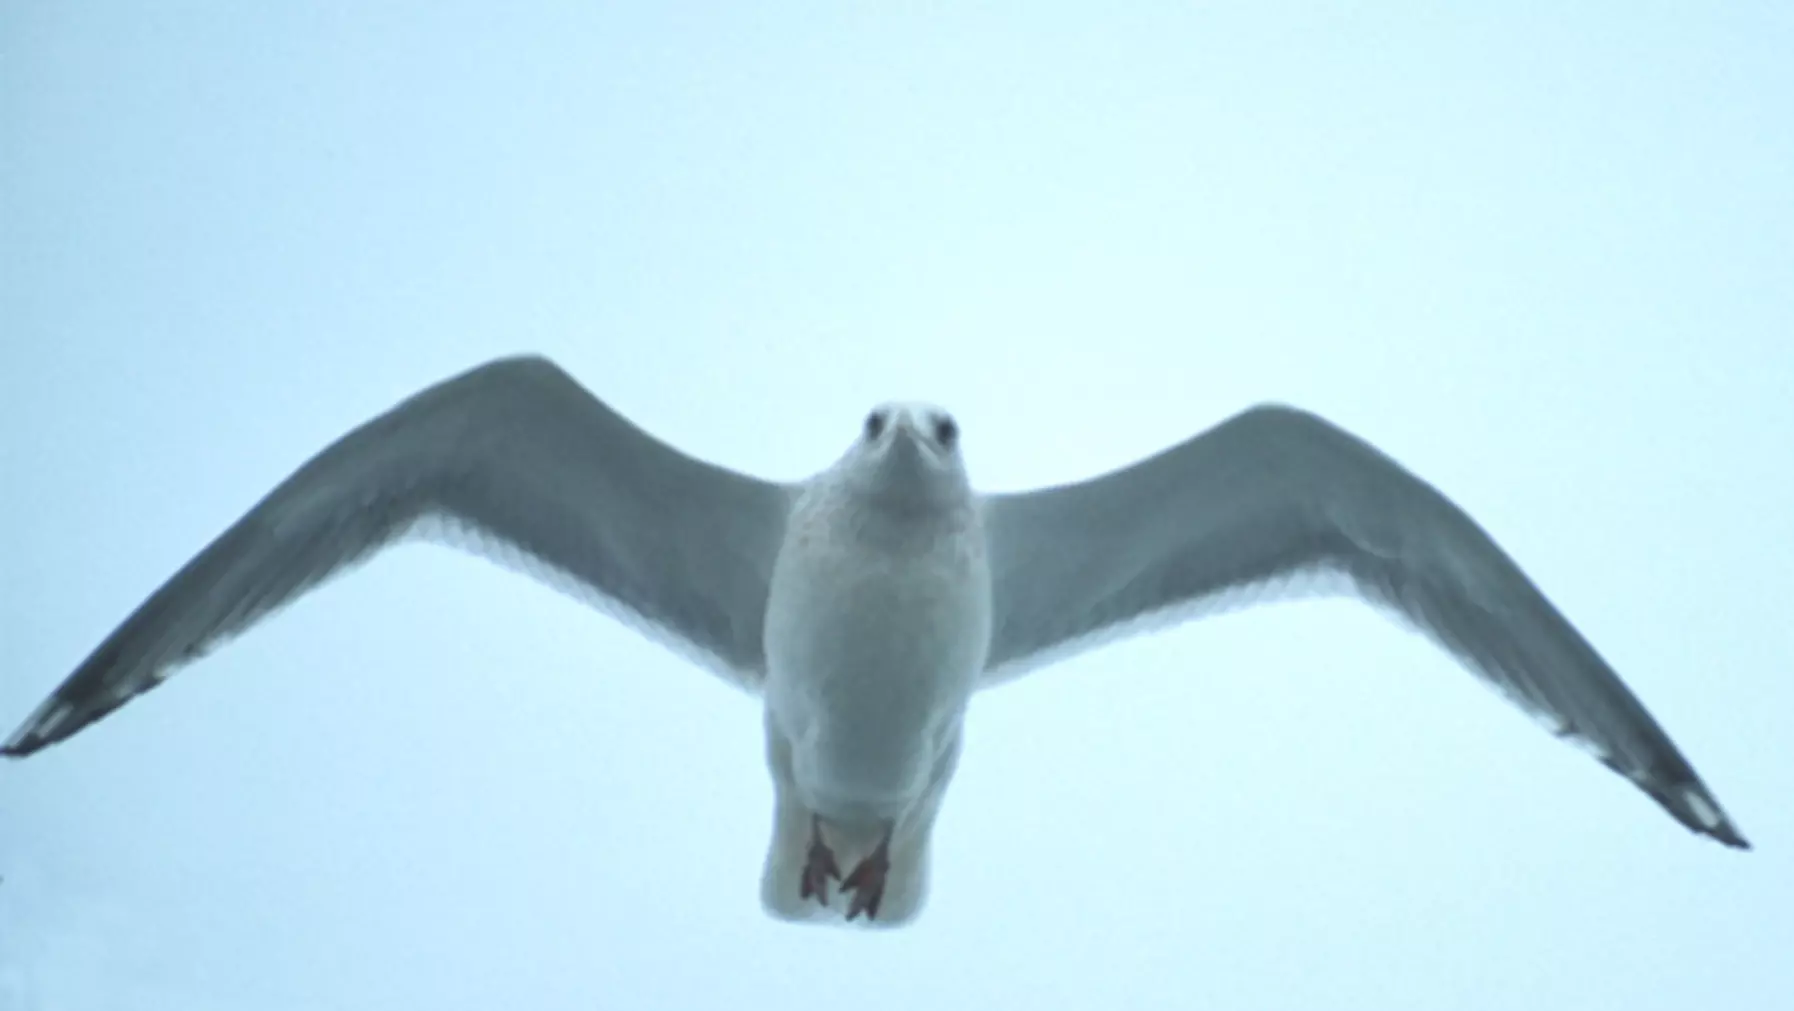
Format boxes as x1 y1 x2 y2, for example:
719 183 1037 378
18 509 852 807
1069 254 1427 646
3 355 1748 929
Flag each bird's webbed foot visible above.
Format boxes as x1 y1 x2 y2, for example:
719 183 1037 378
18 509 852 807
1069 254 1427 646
841 825 894 921
799 814 842 907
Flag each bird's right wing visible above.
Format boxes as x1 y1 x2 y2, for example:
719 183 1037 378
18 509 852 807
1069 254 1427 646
4 355 794 756
980 405 1747 848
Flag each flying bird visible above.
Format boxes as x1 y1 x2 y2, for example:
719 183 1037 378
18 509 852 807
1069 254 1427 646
3 355 1748 926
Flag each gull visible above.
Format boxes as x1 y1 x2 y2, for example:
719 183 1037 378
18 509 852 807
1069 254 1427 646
3 355 1748 926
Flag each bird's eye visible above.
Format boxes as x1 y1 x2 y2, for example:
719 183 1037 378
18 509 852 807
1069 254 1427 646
933 416 959 448
864 410 887 440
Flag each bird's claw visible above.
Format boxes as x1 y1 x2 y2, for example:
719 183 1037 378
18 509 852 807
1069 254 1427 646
841 839 891 921
800 822 842 906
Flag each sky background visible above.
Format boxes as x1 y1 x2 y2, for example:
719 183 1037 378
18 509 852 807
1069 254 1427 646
2 4 1791 1009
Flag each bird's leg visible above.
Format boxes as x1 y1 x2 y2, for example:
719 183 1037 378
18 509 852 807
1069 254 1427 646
842 822 894 922
799 813 841 907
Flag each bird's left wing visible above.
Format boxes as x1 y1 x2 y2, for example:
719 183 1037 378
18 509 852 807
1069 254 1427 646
978 404 1747 848
5 355 794 756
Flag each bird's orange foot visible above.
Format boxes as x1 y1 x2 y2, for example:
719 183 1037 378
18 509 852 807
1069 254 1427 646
799 816 841 907
842 833 892 921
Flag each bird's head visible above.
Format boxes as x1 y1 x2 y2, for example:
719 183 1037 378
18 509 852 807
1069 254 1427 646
834 401 971 509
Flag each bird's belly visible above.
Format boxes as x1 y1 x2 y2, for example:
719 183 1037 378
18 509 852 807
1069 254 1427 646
763 546 990 818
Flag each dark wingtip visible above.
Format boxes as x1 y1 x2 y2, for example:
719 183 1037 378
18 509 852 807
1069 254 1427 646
2 689 130 759
1604 753 1750 853
2 721 53 758
1658 779 1751 851
1707 821 1751 851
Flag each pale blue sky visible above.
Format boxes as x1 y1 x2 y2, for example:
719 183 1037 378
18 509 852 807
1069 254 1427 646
2 4 1790 1009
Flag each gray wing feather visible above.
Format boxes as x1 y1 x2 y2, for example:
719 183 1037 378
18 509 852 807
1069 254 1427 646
980 404 1747 849
4 355 792 756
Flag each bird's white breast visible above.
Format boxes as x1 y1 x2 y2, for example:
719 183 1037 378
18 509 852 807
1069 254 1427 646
762 485 992 815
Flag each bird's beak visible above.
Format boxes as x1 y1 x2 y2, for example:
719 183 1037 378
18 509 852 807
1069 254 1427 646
888 414 929 458
892 412 922 440
874 414 932 475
